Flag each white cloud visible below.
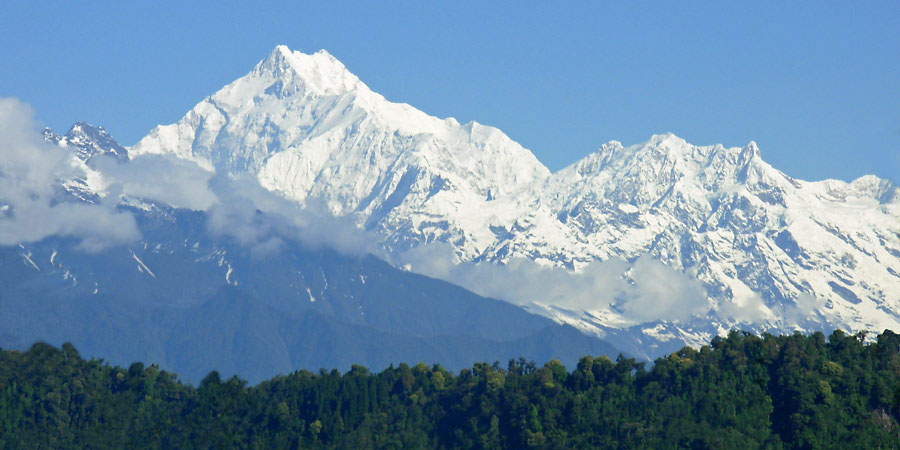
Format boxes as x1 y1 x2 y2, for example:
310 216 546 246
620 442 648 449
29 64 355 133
203 175 378 258
0 98 139 251
718 290 771 323
93 153 218 211
621 255 710 322
716 285 829 328
395 243 712 323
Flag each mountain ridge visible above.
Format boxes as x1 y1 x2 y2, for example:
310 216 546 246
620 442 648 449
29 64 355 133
43 46 900 357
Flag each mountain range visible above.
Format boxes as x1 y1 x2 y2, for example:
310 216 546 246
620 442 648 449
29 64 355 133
129 46 900 356
4 45 898 375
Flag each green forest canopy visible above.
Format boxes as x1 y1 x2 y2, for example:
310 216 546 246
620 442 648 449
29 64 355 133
2 330 900 448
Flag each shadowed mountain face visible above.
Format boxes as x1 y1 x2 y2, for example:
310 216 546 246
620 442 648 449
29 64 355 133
0 205 622 384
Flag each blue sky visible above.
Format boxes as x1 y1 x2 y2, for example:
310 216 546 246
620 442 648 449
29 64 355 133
2 1 898 183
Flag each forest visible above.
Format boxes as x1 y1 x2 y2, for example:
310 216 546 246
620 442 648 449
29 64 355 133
2 330 900 448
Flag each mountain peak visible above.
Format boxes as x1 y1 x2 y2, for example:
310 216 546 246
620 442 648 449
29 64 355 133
273 44 291 56
648 132 687 146
67 122 108 140
254 45 362 96
43 122 127 162
743 140 760 156
641 133 693 160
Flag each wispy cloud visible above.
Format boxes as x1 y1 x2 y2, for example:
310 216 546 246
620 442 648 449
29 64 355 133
621 256 709 322
93 153 218 211
203 175 378 258
395 243 711 323
395 244 833 327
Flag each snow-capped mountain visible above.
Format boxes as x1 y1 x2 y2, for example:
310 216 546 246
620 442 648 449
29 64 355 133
126 46 900 356
506 135 900 356
131 45 549 258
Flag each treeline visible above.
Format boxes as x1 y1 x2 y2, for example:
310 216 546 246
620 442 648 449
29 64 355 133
2 330 900 448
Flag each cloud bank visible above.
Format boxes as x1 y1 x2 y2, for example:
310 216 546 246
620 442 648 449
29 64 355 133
202 175 378 258
394 244 828 326
394 243 711 324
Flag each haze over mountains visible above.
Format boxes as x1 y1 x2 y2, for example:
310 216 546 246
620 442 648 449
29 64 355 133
2 45 898 376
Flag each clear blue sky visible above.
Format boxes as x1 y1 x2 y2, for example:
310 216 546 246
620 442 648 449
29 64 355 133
2 1 898 183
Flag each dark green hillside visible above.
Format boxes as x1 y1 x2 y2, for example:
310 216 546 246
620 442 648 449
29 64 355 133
2 330 900 448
